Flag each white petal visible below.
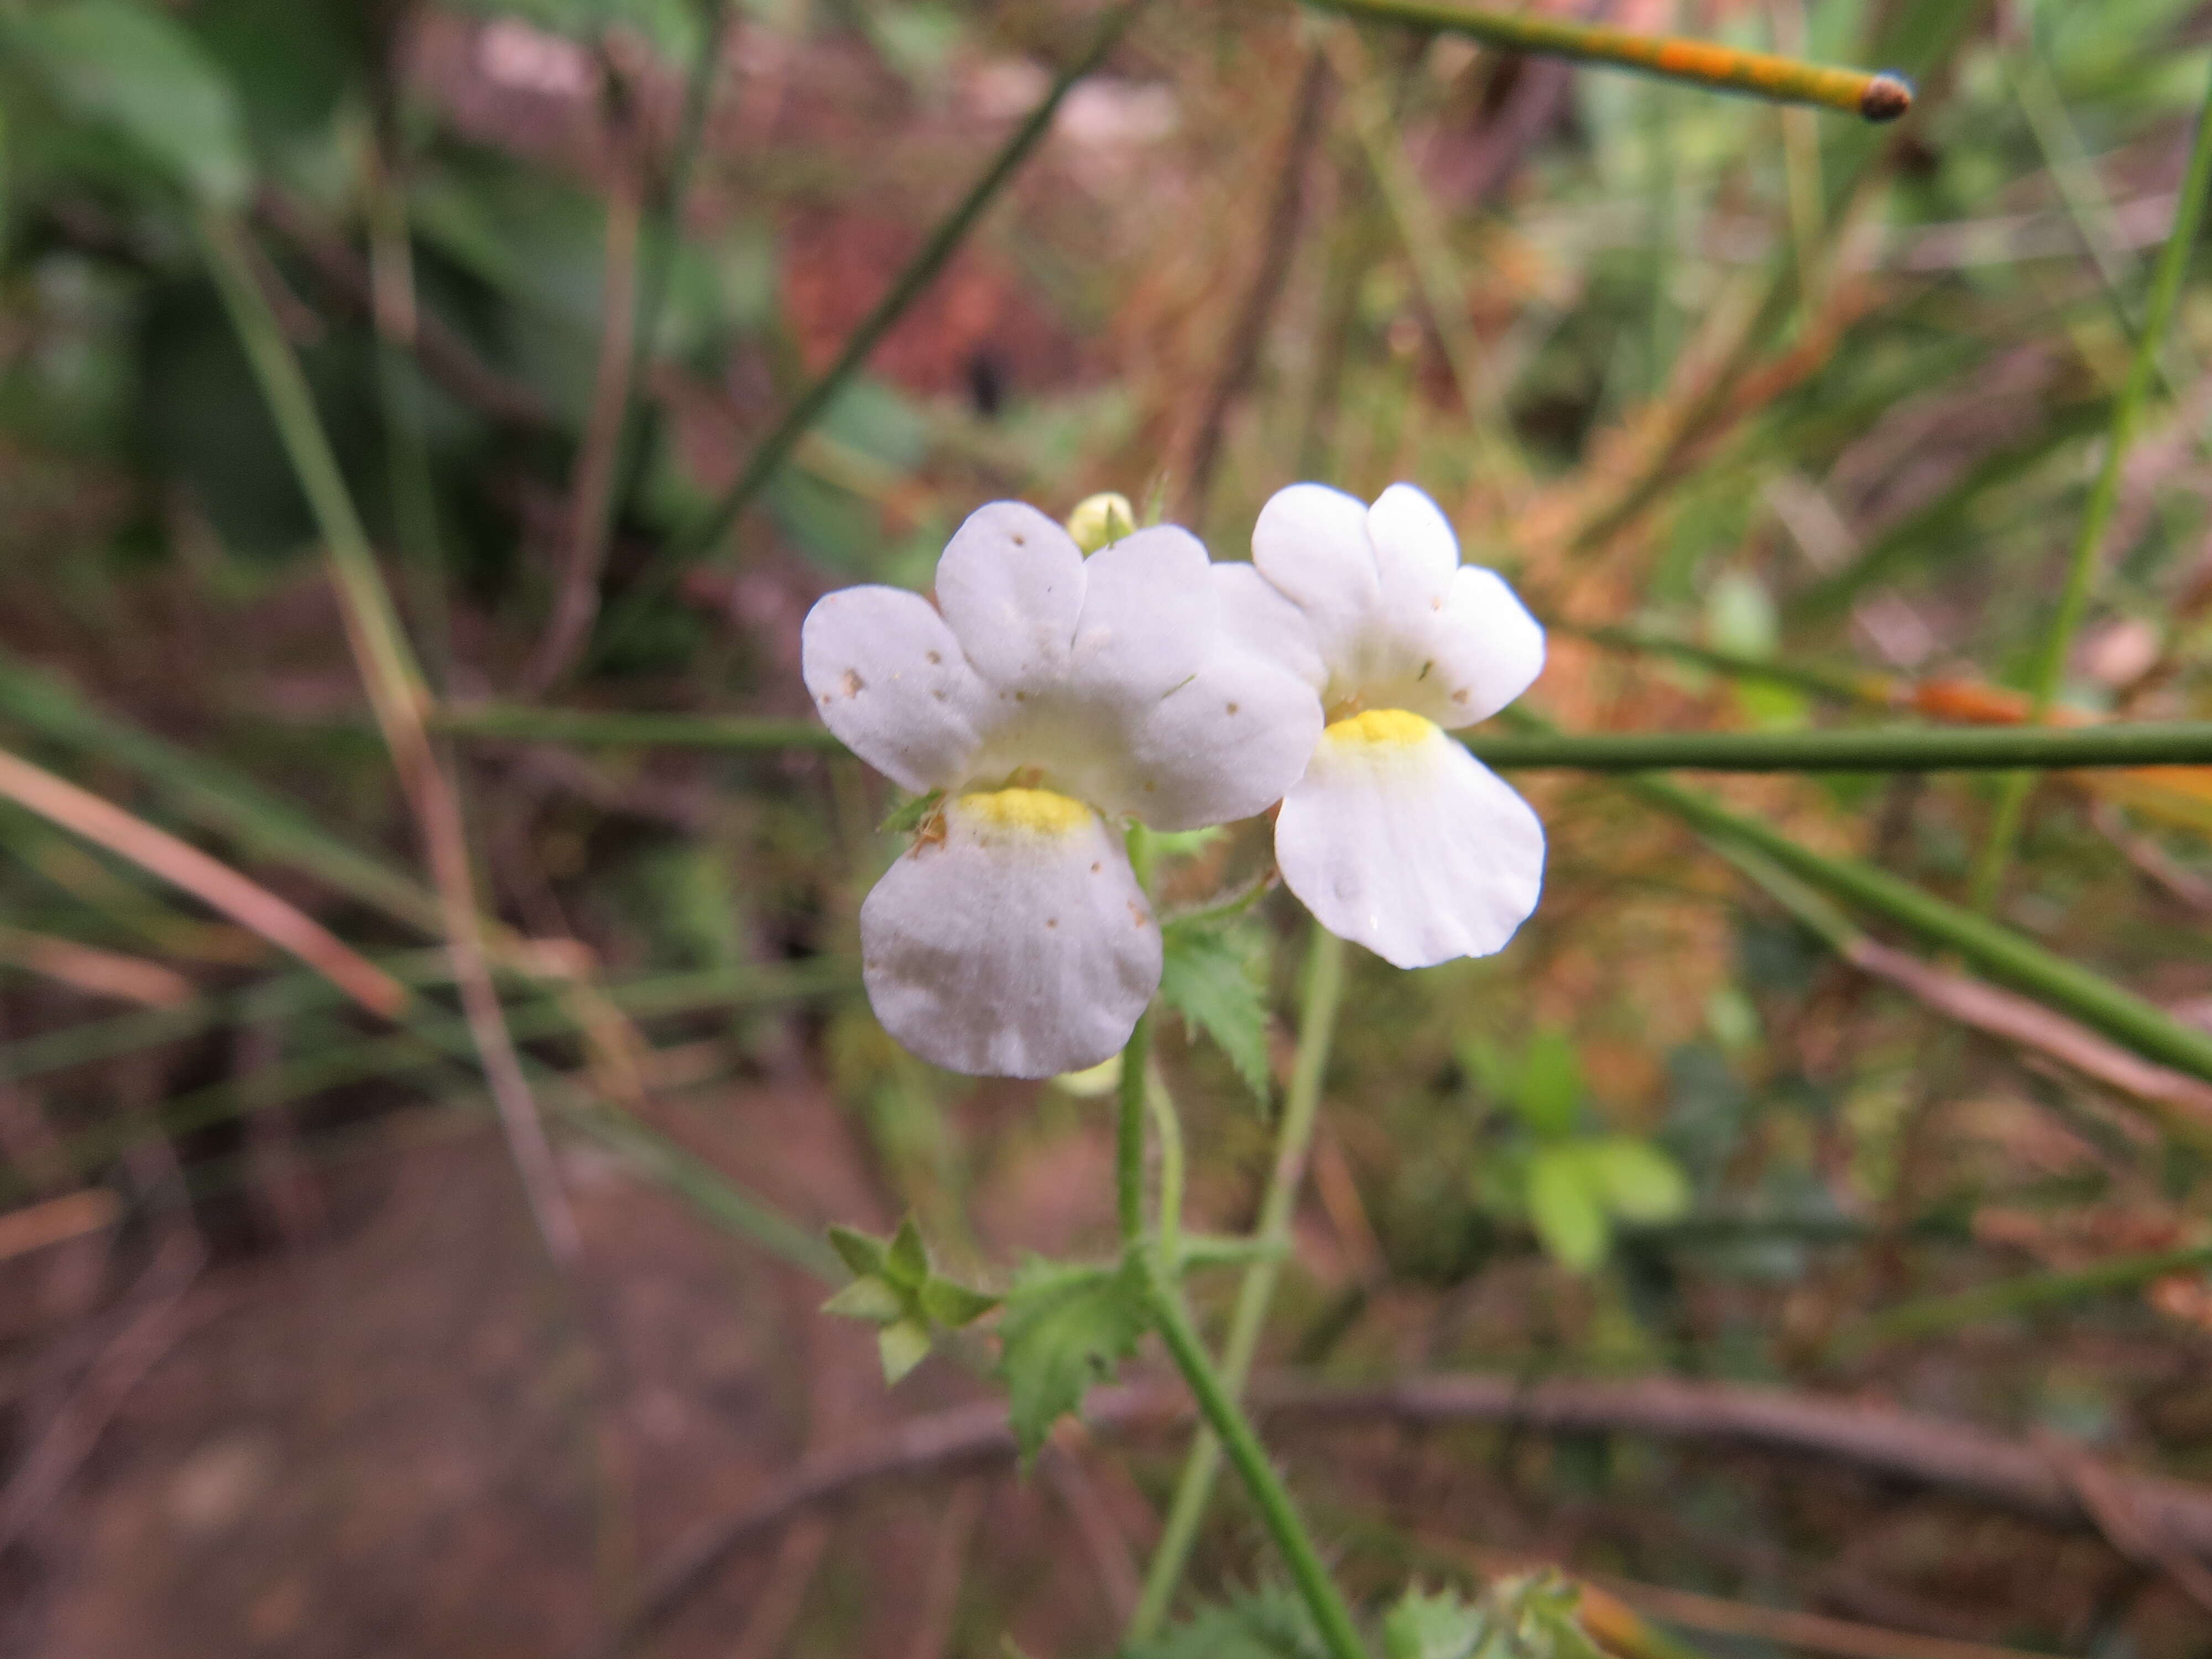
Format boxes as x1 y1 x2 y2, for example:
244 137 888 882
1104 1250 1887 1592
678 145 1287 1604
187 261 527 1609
1119 643 1323 830
1068 525 1215 706
1275 711 1543 969
1366 482 1458 608
1250 483 1379 667
1212 561 1326 690
859 789 1161 1078
801 586 984 792
1426 564 1546 727
934 501 1087 690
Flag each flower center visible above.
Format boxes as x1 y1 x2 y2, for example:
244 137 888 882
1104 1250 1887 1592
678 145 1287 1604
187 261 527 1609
957 786 1093 836
1321 707 1434 749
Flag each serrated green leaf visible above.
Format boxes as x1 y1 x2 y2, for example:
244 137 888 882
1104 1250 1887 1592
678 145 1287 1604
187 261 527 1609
879 788 943 836
828 1223 890 1280
1515 1028 1582 1138
1126 1586 1329 1659
920 1276 1000 1328
997 1256 1151 1458
877 1316 933 1385
1587 1137 1691 1224
1385 1587 1485 1659
7 0 253 205
1527 1145 1609 1270
1159 919 1272 1101
886 1216 929 1290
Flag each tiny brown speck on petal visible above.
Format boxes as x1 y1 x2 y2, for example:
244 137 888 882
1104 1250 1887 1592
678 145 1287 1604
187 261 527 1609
1046 918 1058 929
1129 902 1149 929
841 669 864 697
1091 862 1102 873
1452 688 1470 703
1227 701 1239 714
926 650 941 664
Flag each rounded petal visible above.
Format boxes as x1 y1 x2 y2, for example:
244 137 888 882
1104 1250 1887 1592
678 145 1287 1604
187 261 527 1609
801 586 984 792
1250 483 1379 665
1119 645 1323 829
1366 482 1458 608
1068 525 1216 706
934 501 1087 690
859 789 1162 1078
1212 561 1326 690
1275 711 1544 969
1427 564 1546 728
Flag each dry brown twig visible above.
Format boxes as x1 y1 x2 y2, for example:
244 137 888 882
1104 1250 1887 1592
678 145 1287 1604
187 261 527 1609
592 1373 2212 1656
0 1233 205 1553
0 924 193 1009
0 747 408 1019
1839 933 2212 1130
522 183 644 694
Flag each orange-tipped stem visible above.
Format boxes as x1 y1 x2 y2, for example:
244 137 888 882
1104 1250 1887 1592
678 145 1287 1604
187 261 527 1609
1307 0 1913 122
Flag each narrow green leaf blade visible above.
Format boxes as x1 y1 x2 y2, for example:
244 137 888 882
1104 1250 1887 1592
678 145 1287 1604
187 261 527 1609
7 0 253 205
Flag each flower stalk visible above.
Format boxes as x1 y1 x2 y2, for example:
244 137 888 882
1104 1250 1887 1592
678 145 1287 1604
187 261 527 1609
1138 1253 1369 1659
1132 921 1348 1637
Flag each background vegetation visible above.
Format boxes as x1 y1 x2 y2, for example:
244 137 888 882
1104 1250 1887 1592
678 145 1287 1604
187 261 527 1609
7 0 2212 1655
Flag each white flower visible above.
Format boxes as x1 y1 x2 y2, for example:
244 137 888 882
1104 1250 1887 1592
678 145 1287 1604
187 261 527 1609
802 502 1321 1078
1248 482 1547 969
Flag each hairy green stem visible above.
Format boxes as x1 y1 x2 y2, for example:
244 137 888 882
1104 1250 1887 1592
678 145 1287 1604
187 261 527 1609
592 0 1147 657
1132 923 1349 1638
1118 1009 1155 1245
1139 1257 1368 1659
1969 52 2212 912
1148 1060 1185 1270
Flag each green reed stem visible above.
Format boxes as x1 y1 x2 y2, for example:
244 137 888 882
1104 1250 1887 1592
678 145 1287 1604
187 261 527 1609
431 703 843 750
1132 922 1348 1640
1624 770 2212 1086
1968 51 2212 914
1836 1240 2212 1355
426 701 2212 773
1305 0 1911 121
592 0 1147 658
7 962 854 1207
1139 1253 1369 1659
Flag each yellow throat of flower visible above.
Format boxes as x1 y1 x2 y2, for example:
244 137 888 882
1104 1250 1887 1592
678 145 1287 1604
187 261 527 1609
958 786 1092 836
1322 708 1436 749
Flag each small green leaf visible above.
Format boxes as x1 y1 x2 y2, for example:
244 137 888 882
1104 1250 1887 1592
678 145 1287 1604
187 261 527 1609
1514 1027 1583 1138
828 1224 890 1280
920 1276 1000 1328
7 0 253 205
1159 919 1272 1101
1587 1137 1691 1224
879 788 943 836
1126 1587 1328 1659
1384 1586 1484 1659
877 1316 933 1385
997 1256 1152 1458
821 1275 905 1323
1527 1145 1609 1270
886 1216 930 1289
